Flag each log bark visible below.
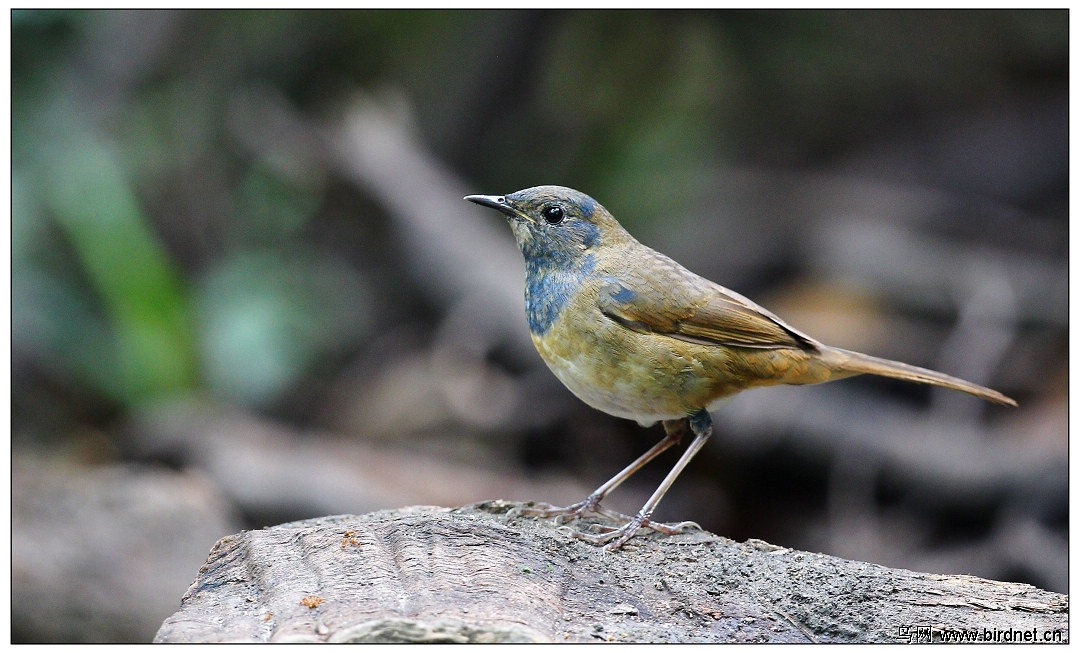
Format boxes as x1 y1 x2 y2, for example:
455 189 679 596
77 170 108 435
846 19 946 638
155 502 1068 643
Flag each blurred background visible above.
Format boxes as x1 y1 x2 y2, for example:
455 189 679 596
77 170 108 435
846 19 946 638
11 9 1067 642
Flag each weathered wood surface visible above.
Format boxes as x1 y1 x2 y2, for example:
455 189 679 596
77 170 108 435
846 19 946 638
155 502 1068 643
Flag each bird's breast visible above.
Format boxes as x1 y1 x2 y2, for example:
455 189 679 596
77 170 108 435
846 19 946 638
528 278 721 424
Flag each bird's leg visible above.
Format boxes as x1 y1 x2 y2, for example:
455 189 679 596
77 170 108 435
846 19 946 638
513 420 686 530
568 409 713 550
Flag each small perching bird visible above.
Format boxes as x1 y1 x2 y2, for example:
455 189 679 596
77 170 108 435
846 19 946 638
466 185 1015 550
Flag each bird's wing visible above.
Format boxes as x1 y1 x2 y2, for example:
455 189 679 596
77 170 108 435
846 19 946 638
596 255 816 351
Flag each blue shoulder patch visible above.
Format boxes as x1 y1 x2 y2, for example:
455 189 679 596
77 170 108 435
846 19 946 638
607 281 637 304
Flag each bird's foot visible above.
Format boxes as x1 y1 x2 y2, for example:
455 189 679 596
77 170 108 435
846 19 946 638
511 499 699 546
507 494 604 524
559 513 702 550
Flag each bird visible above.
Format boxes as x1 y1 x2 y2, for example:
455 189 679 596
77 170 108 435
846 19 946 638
465 185 1016 551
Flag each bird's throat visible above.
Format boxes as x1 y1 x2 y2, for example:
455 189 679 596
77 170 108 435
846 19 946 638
524 253 595 336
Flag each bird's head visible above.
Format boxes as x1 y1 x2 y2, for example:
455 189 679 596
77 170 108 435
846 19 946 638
466 186 628 269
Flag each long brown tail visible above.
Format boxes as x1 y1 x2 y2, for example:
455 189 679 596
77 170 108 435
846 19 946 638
826 347 1017 407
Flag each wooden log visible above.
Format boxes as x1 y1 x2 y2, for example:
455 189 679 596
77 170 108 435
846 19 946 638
155 502 1068 643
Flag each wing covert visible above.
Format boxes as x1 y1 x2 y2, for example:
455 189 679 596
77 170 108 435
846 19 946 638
596 269 815 351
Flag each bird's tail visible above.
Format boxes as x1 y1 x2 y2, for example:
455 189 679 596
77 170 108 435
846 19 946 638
824 347 1017 407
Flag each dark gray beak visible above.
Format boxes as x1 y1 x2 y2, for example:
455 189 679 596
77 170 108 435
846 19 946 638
465 194 513 216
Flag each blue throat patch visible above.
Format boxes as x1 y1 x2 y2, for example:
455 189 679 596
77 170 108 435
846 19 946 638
525 252 596 335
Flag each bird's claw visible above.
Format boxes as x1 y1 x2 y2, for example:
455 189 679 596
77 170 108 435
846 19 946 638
511 497 601 522
514 499 698 548
548 510 701 549
642 519 701 535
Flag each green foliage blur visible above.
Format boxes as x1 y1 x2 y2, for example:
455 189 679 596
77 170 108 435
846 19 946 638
11 9 1066 430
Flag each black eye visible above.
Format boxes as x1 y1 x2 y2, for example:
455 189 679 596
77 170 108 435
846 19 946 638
542 205 565 224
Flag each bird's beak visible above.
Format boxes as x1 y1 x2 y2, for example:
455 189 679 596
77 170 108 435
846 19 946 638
465 194 528 222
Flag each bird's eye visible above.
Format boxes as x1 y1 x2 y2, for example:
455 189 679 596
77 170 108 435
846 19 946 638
542 205 565 224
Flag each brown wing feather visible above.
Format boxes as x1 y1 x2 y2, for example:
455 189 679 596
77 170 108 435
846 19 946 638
596 252 816 351
673 291 807 349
